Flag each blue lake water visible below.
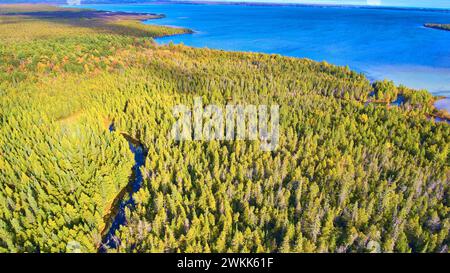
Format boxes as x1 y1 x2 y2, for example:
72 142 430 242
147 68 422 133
76 3 450 106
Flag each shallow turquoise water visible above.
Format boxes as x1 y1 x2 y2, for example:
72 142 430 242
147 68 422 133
77 3 450 99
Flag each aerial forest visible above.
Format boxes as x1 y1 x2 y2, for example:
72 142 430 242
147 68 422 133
0 5 448 253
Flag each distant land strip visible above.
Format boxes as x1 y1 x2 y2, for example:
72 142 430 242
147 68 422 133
424 23 450 31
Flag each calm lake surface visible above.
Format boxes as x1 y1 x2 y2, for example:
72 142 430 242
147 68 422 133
77 4 450 100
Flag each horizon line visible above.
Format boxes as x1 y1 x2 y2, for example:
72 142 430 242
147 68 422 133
73 1 450 13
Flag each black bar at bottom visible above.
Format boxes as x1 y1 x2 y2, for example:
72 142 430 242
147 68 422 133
0 253 445 272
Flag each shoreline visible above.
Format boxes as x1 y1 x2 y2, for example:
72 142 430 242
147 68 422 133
424 23 450 31
76 4 450 95
1 3 194 38
74 1 450 13
58 3 450 118
53 4 195 36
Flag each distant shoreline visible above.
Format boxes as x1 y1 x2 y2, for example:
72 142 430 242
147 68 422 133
73 1 450 13
70 2 450 97
424 23 450 31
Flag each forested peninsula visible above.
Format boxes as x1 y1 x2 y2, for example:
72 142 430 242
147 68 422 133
424 23 450 31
